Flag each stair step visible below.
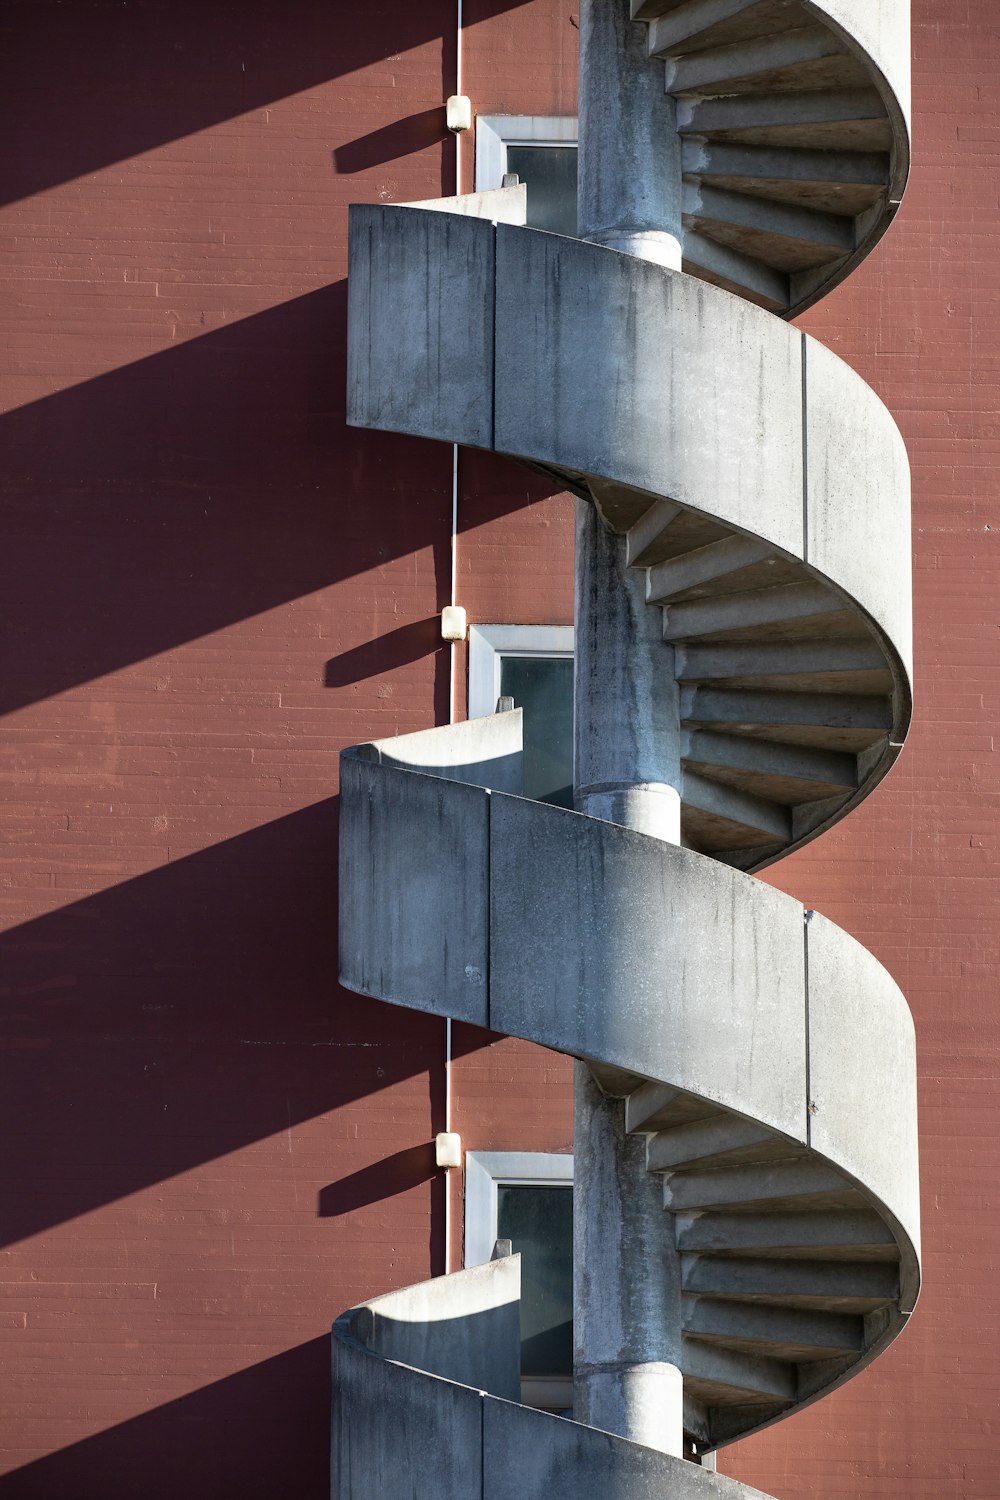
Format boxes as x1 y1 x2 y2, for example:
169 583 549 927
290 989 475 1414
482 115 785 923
625 1081 716 1134
646 0 763 57
680 1338 797 1405
664 1159 850 1213
647 1116 782 1172
685 141 888 190
626 498 684 568
675 638 888 689
682 1255 900 1311
682 230 791 311
683 182 855 263
682 729 857 790
663 25 850 96
683 1296 863 1358
661 580 848 642
679 87 888 145
676 1209 898 1258
680 686 894 733
647 534 784 604
682 769 791 842
682 729 858 806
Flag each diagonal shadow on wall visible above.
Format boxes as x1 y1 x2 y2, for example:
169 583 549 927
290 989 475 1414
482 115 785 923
0 1336 331 1499
0 798 455 1250
0 279 456 717
0 0 534 209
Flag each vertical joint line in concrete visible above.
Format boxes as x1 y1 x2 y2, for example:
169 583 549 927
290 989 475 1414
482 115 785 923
479 1392 486 1500
490 225 498 453
485 789 492 1033
804 907 813 1148
801 333 810 565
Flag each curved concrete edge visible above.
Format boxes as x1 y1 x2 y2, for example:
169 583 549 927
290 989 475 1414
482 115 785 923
806 910 922 1272
804 335 913 685
805 0 911 168
491 228 913 690
338 724 921 1259
707 1303 913 1452
332 1287 773 1499
490 794 808 1143
401 182 527 225
346 204 495 450
785 1 911 314
345 209 913 702
336 1257 522 1403
338 713 522 1026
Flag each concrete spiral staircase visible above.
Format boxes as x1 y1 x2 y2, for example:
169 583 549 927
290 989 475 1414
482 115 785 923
334 1 918 1494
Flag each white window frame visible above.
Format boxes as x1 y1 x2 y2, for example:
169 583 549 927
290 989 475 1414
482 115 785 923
465 1150 574 1410
475 115 578 195
468 624 574 721
464 1149 574 1269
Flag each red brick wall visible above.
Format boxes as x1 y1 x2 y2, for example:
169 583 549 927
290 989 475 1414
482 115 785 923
0 3 461 1492
1 0 998 1497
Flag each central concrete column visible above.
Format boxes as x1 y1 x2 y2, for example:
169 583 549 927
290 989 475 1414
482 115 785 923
577 0 683 268
573 500 685 1458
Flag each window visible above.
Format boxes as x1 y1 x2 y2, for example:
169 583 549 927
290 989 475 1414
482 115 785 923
465 1151 574 1411
476 116 578 236
468 624 574 808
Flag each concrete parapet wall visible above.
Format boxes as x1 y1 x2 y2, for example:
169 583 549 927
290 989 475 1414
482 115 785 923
346 209 913 692
338 717 920 1266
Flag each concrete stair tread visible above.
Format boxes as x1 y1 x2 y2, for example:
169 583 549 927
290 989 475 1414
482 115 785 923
683 1296 865 1359
645 0 818 60
625 4 902 316
682 1254 900 1313
678 87 891 152
663 27 865 101
676 1208 900 1258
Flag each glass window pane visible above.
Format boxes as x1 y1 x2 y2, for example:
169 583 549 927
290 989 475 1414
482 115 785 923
499 654 573 809
505 145 577 236
497 1184 573 1378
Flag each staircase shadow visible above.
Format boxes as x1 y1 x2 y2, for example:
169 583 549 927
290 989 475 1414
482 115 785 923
0 1337 330 1499
0 798 450 1250
1 0 534 209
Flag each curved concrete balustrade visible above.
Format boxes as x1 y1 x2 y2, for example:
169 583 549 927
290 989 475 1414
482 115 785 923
334 1262 778 1500
347 205 912 869
340 720 919 1310
348 207 911 695
338 0 917 1485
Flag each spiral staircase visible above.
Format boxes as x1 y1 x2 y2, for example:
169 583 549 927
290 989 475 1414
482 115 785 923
333 1 918 1494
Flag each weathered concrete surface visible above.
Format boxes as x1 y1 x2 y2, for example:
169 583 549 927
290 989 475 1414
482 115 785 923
578 0 682 267
346 204 494 449
331 1260 521 1497
359 708 523 793
483 1397 769 1500
807 0 911 149
338 757 490 1025
332 1332 483 1500
573 1063 684 1456
402 183 527 224
338 714 521 1025
493 226 805 558
805 334 913 688
346 208 913 755
806 911 921 1303
489 795 808 1141
575 498 682 842
343 1257 521 1401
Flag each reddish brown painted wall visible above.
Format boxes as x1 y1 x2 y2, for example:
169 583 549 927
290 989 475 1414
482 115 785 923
1 0 998 1497
0 2 463 1492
